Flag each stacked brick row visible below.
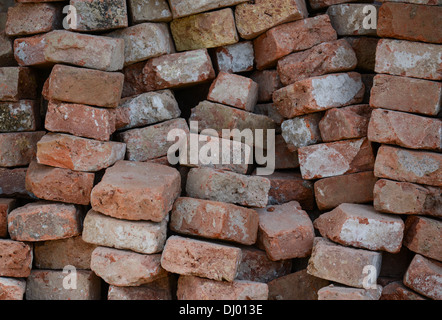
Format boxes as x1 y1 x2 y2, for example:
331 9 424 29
0 0 440 301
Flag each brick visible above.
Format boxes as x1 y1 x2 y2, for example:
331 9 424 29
236 247 292 283
0 32 15 67
213 41 254 74
309 0 361 10
253 15 337 70
273 72 365 118
8 201 82 242
207 72 258 112
91 247 167 287
377 2 442 44
118 118 189 161
128 0 172 23
106 23 175 66
368 109 442 151
82 210 167 254
107 277 174 300
170 197 259 245
0 131 45 167
68 0 128 32
281 113 323 151
0 239 32 278
116 90 180 130
161 235 242 281
186 167 271 208
380 281 426 300
268 269 329 300
171 8 238 52
0 168 29 197
344 37 379 72
314 203 405 253
250 70 283 103
374 145 442 187
256 202 314 261
45 101 116 141
34 236 97 270
277 39 357 86
403 254 442 300
177 275 268 300
36 133 126 172
5 3 61 36
319 105 372 142
375 39 442 81
404 216 441 261
26 270 101 300
25 161 95 205
326 4 380 36
369 74 441 116
318 284 383 300
43 65 124 108
14 30 125 72
0 199 15 238
0 277 26 300
169 0 246 18
273 135 300 170
0 100 40 132
307 237 382 288
379 0 441 5
265 171 315 210
380 246 414 279
123 49 215 96
298 138 375 180
361 73 374 104
254 104 284 125
373 179 441 217
0 13 6 30
235 0 308 40
0 67 37 102
91 161 181 222
314 171 377 211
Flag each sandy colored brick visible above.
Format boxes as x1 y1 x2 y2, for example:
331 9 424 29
0 131 45 167
326 4 380 36
169 0 246 18
0 67 37 102
214 41 254 74
128 0 171 23
0 199 15 238
0 277 26 300
403 254 442 300
250 70 283 103
0 239 32 278
91 161 181 222
0 100 39 133
318 284 383 300
281 113 323 151
404 216 441 261
107 277 173 300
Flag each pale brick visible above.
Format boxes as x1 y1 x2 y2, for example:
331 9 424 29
169 0 246 18
0 277 26 300
326 4 380 36
0 239 32 278
128 0 172 23
0 100 40 132
403 254 442 300
404 216 441 262
0 67 37 102
214 41 254 74
318 284 383 300
0 131 45 167
281 113 323 151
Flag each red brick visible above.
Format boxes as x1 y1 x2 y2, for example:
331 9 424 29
344 37 379 72
326 4 380 36
0 131 45 167
253 15 337 70
0 67 37 102
128 0 172 23
169 0 246 18
25 160 95 205
213 41 254 74
377 2 442 44
374 145 441 187
42 64 124 108
0 32 15 67
403 254 442 300
273 135 300 170
380 281 426 300
309 0 361 10
0 277 26 300
250 70 283 103
318 284 383 300
404 216 441 261
91 161 181 222
107 277 174 300
369 74 441 116
281 113 323 151
0 100 40 132
0 168 28 197
0 199 15 238
0 239 32 278
256 201 314 261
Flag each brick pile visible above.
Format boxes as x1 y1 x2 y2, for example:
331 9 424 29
0 0 441 301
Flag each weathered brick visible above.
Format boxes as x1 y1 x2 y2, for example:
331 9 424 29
26 270 101 300
161 235 242 281
373 179 441 217
0 168 29 197
0 67 37 102
14 30 125 71
0 277 26 300
171 8 238 52
318 284 383 300
91 161 181 222
379 0 441 5
253 15 337 70
403 254 441 300
169 0 246 18
177 275 268 300
0 199 15 238
344 37 379 72
374 145 441 187
404 216 441 261
186 167 271 208
326 4 380 36
375 39 442 81
25 161 95 205
34 236 97 270
213 41 254 74
106 23 175 66
319 105 372 142
0 100 40 132
235 0 308 40
298 138 375 180
0 131 45 167
309 0 361 10
377 2 442 44
254 103 284 125
91 247 167 286
314 171 377 211
107 277 174 300
277 39 357 86
36 133 126 172
369 74 441 116
256 201 314 261
128 0 172 22
0 32 15 67
281 113 323 151
380 281 426 300
82 210 167 254
0 239 32 278
307 237 382 288
273 72 365 118
273 135 300 170
170 197 259 245
250 70 283 103
368 109 442 151
42 64 124 108
7 201 82 242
